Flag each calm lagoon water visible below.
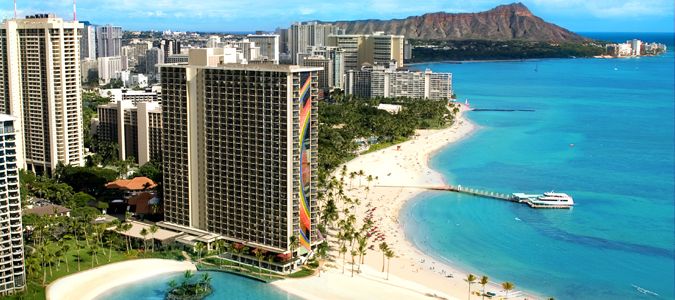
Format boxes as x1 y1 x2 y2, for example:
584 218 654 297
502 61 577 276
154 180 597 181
97 271 299 300
403 33 674 299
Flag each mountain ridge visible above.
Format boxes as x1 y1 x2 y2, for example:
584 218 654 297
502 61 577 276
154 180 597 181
322 3 586 42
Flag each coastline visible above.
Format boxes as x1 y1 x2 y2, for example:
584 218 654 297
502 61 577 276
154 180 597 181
276 106 538 299
45 259 196 300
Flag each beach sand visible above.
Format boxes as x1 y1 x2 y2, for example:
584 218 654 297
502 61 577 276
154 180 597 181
46 259 196 300
275 106 537 299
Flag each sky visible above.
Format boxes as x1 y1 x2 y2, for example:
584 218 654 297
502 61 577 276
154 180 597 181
1 0 673 33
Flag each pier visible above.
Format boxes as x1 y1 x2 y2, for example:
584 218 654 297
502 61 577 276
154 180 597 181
375 184 573 209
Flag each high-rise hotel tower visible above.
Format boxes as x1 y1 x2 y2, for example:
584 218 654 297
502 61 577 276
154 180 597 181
161 49 320 255
0 14 85 173
0 115 25 295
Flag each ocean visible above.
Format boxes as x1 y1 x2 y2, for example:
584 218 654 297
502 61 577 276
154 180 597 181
402 32 674 299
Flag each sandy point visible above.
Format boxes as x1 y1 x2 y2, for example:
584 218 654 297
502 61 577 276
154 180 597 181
46 259 196 300
275 106 539 299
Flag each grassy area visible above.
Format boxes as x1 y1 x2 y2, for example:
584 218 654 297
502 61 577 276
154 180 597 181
286 267 315 278
362 137 410 155
199 256 316 281
6 239 184 300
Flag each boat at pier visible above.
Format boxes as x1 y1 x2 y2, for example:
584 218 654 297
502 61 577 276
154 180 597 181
512 192 575 208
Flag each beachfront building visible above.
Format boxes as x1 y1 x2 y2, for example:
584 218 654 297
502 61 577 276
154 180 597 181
346 63 453 100
97 101 162 165
0 115 25 295
160 49 320 272
0 14 85 173
327 32 405 70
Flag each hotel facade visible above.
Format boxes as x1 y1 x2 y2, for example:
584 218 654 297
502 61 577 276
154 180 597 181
0 15 85 173
161 49 320 263
0 115 25 296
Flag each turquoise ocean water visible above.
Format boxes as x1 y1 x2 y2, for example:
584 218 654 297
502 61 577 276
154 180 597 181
98 271 299 300
402 33 674 299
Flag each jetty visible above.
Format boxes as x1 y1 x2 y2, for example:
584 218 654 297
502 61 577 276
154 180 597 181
376 184 573 209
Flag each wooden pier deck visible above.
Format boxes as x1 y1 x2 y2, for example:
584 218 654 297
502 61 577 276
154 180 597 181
375 184 572 209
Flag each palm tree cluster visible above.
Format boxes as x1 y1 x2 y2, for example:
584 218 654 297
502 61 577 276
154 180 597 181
463 274 517 300
23 209 128 292
313 166 396 279
167 271 213 299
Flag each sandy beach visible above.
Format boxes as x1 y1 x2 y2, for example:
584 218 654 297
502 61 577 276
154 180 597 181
275 106 538 299
46 259 196 300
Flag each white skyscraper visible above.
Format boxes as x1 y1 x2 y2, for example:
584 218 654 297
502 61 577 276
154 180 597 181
80 21 96 59
0 114 25 295
0 14 85 173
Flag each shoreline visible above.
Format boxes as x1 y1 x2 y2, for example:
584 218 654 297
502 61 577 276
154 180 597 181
45 259 196 300
276 106 540 299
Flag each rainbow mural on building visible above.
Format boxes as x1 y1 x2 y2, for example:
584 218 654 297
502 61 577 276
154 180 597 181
298 73 312 251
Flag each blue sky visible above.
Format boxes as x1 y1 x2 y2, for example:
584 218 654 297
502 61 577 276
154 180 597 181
2 0 673 32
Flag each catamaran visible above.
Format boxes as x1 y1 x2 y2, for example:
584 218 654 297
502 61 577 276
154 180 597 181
512 192 575 208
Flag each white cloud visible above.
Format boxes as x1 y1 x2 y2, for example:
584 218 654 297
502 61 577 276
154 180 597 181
530 0 673 17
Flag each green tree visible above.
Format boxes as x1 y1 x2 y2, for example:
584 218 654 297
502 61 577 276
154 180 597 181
140 228 149 255
194 242 205 261
466 274 477 300
384 249 395 280
479 276 489 300
289 235 299 260
253 248 265 277
379 242 389 272
149 225 158 252
501 282 515 299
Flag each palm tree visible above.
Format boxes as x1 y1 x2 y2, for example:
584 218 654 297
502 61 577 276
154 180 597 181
384 249 395 280
366 175 374 189
288 235 299 260
140 228 149 256
466 274 477 300
339 244 347 274
253 248 265 277
479 276 489 300
357 237 368 271
501 282 515 299
267 256 275 278
149 225 158 252
348 172 356 189
194 242 205 262
350 249 358 277
168 279 178 291
379 242 389 272
213 240 227 267
199 273 212 293
357 170 365 186
316 243 328 277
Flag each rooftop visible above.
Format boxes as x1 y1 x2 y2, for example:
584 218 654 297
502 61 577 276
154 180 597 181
105 177 158 191
109 221 183 241
24 204 70 217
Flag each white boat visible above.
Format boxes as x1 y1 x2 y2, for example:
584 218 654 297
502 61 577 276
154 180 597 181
529 192 575 207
